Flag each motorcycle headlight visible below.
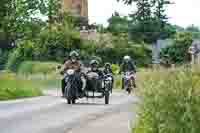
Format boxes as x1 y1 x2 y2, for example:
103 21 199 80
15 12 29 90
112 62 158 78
67 69 75 75
106 77 112 81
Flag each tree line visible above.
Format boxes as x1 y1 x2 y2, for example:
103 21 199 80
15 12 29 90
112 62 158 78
0 0 199 71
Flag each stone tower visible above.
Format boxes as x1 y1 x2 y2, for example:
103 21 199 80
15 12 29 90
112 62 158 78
62 0 88 19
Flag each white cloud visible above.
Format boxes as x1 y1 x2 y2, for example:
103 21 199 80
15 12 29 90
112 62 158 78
167 0 200 27
88 0 132 26
88 0 200 27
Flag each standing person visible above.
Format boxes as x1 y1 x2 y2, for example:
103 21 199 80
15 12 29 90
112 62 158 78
120 56 137 90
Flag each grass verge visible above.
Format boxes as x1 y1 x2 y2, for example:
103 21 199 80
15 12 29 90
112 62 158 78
0 72 42 100
132 66 200 133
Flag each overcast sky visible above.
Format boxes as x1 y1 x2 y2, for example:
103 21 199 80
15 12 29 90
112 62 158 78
88 0 200 28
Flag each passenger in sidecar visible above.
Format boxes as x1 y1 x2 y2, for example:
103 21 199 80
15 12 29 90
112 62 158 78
86 60 104 92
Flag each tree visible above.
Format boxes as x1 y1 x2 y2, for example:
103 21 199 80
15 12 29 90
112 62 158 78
0 0 48 40
185 25 200 39
0 0 16 39
173 25 184 32
118 0 174 43
107 12 129 35
186 24 200 32
161 32 193 64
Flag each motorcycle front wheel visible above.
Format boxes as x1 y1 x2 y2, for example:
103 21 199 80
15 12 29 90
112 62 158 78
72 98 76 104
127 87 131 94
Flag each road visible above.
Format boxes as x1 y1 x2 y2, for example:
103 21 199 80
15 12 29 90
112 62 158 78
0 90 138 133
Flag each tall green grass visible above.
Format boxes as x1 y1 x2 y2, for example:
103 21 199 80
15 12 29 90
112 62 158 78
27 74 61 89
17 61 61 76
133 67 200 133
0 72 42 100
16 61 61 89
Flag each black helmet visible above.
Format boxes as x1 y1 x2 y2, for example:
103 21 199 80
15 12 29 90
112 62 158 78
90 60 99 66
69 51 79 57
105 63 111 67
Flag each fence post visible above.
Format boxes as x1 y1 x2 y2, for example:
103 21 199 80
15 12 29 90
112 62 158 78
191 53 195 65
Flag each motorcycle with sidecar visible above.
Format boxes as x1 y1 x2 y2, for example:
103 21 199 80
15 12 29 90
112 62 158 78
63 69 112 104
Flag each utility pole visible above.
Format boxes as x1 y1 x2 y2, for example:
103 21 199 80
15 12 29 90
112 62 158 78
188 46 195 65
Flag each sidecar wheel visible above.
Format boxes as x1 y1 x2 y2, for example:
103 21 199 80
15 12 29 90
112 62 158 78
67 99 71 104
72 99 76 104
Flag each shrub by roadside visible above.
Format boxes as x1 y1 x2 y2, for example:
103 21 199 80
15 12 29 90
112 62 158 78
17 61 61 76
0 72 42 100
111 64 120 75
133 67 200 133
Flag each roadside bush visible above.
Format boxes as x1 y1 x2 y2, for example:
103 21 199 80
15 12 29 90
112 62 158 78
111 64 120 75
18 61 61 75
6 40 36 72
6 22 81 72
6 49 23 72
161 32 193 64
0 49 10 70
0 72 42 100
133 67 200 133
6 29 151 72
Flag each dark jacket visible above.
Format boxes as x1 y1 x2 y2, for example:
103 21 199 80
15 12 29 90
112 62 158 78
120 61 136 73
103 68 113 75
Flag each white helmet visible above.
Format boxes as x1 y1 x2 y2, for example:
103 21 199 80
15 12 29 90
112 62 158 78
123 55 131 61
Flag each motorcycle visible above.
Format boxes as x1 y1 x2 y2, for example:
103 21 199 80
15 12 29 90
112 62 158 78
64 69 81 104
102 74 113 104
103 74 113 93
63 70 111 105
123 71 136 94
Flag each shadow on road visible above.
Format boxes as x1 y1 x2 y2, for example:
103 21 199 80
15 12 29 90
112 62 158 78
72 102 108 106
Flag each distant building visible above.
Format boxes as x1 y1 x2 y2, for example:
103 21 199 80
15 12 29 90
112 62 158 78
80 29 97 40
61 0 88 20
190 39 200 64
152 39 174 64
80 29 110 42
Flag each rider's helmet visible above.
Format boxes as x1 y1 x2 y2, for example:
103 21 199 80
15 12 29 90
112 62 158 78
90 60 99 71
105 63 111 69
69 51 79 63
123 55 131 63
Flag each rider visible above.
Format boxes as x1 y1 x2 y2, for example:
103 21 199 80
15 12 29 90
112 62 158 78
61 51 83 97
103 63 114 88
120 55 137 90
103 63 113 75
86 60 104 91
88 60 104 78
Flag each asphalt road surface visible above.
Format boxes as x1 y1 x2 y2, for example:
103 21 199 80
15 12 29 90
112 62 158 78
0 90 138 133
